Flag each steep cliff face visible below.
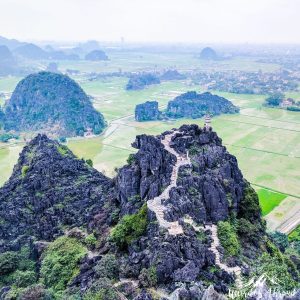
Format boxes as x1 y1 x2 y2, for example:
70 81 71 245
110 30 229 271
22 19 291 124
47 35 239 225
0 126 298 299
4 72 106 137
116 134 175 215
117 125 246 223
135 101 161 121
164 124 244 223
0 134 116 252
115 124 265 294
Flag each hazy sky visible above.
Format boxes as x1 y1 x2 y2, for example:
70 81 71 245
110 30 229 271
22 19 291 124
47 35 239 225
1 0 299 44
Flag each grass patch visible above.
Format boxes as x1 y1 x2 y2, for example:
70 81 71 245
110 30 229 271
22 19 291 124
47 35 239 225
288 225 300 242
110 204 148 249
257 188 287 216
57 145 69 156
21 165 29 178
40 236 87 292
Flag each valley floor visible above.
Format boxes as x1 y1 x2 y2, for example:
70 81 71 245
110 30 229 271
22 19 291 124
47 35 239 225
0 56 299 234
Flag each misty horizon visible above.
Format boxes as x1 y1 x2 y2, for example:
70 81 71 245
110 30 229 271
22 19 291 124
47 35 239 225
1 0 300 44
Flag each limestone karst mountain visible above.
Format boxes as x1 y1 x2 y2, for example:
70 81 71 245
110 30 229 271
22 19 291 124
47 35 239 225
13 43 49 59
135 91 239 122
126 73 161 90
3 71 106 137
200 47 218 60
0 125 298 299
166 91 239 118
85 49 109 61
135 101 161 121
0 45 17 75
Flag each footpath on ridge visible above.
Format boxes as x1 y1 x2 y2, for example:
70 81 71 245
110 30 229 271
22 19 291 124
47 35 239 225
147 130 242 288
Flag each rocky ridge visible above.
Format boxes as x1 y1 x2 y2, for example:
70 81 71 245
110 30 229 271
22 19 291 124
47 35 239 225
0 134 116 252
0 125 299 299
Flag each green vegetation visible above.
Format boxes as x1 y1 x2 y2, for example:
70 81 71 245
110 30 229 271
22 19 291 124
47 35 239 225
0 133 19 143
254 241 300 292
289 225 300 242
40 236 87 292
126 153 135 165
238 184 261 222
85 233 97 248
269 231 289 252
0 54 298 231
287 106 300 111
0 251 19 276
110 204 148 249
83 289 118 300
86 158 93 167
217 221 240 256
0 247 37 289
138 266 158 287
257 188 287 216
21 165 29 178
57 145 69 156
265 92 284 106
94 254 119 280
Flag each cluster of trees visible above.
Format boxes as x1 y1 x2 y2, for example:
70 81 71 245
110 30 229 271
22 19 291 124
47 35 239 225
265 92 284 106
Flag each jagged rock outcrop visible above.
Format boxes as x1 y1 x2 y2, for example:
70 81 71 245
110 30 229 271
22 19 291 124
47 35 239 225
166 91 239 118
163 124 244 223
0 125 297 299
126 73 161 90
85 50 108 61
135 101 161 121
160 70 186 80
3 71 106 137
116 134 175 215
115 124 265 294
0 134 116 252
200 47 218 60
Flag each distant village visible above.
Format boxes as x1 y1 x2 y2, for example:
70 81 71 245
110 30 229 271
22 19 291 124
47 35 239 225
191 69 299 95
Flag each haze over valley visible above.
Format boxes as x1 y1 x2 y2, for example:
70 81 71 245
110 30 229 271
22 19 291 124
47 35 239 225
0 1 299 299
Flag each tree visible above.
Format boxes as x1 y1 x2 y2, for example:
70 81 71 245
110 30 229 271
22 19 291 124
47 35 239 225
265 93 284 106
269 231 289 252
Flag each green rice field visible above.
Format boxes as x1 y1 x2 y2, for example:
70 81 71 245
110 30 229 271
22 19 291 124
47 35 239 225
0 55 299 233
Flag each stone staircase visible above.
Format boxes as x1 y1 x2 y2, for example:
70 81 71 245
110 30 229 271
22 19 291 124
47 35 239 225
147 131 191 235
185 218 242 288
147 130 242 288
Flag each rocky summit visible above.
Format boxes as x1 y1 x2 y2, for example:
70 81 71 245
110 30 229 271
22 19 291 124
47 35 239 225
0 134 116 252
166 91 239 118
0 125 299 299
3 72 106 137
135 101 161 121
